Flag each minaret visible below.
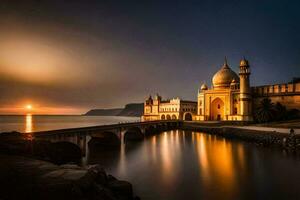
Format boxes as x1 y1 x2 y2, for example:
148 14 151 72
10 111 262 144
239 58 252 121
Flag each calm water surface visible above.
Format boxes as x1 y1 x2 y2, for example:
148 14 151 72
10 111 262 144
88 130 300 200
0 115 139 133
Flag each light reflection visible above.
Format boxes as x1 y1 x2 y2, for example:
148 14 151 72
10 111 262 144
192 131 195 143
175 130 179 145
151 136 157 162
25 114 33 133
196 134 209 180
237 144 245 171
118 131 126 175
193 132 244 198
182 130 186 146
160 131 173 183
87 130 248 199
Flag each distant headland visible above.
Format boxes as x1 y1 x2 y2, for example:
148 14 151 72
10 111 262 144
84 103 143 117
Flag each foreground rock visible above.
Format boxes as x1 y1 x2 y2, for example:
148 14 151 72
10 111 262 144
0 154 139 200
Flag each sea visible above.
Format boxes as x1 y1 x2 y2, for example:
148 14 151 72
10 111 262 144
0 115 299 199
0 115 140 133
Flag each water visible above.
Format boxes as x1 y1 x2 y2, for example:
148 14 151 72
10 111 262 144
0 115 139 133
88 130 300 200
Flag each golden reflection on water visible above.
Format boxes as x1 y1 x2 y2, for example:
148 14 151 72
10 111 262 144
237 143 245 171
25 114 33 133
193 132 244 198
156 131 244 198
161 131 172 180
195 133 209 181
114 130 245 198
151 136 157 162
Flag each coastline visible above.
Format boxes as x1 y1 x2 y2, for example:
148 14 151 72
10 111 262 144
181 122 300 150
0 120 299 199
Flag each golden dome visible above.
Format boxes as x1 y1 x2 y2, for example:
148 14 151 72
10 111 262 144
240 58 249 67
200 83 208 90
212 59 239 89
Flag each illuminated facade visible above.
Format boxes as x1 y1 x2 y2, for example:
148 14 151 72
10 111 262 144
196 58 252 121
252 78 300 110
142 95 197 121
143 58 300 121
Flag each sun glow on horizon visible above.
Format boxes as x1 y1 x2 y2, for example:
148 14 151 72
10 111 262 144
26 104 32 110
0 101 86 115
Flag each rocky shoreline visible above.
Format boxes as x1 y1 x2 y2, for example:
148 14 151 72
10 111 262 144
0 132 140 200
182 124 300 151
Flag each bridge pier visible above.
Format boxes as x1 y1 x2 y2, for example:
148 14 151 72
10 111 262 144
32 120 182 160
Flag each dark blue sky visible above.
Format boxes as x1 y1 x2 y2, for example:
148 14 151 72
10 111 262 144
0 0 299 113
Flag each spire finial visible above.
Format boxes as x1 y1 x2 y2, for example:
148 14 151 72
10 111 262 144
222 56 229 68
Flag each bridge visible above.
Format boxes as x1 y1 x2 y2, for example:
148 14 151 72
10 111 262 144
30 119 298 158
32 120 182 158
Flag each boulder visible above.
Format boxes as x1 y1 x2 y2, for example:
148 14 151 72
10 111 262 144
87 165 108 185
107 180 133 200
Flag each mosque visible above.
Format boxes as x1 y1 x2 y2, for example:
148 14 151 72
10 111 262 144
142 58 300 122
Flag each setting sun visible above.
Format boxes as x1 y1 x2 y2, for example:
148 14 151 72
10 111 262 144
26 104 32 110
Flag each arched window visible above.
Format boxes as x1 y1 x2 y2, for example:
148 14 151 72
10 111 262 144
217 104 220 109
234 107 237 114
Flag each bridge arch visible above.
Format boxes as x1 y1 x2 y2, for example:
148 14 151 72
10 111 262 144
145 125 156 136
88 131 120 149
124 127 144 142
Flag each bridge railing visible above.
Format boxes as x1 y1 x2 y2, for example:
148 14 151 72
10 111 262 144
33 120 181 137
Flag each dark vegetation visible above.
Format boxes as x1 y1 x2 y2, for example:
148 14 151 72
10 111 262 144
254 98 300 123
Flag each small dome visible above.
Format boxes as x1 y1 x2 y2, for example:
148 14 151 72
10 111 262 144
212 59 239 89
240 58 249 67
230 78 238 85
201 83 208 90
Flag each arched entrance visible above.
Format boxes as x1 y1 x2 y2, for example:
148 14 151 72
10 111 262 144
171 114 177 120
184 113 192 121
211 98 224 121
161 115 165 120
166 115 171 120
